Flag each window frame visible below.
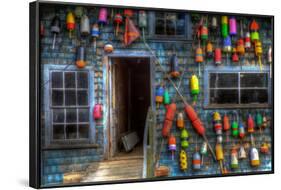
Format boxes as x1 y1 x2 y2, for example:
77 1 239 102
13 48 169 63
203 65 271 109
148 11 191 40
43 64 96 148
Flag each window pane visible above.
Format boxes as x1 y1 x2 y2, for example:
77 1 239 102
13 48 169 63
77 72 88 89
155 12 164 19
210 89 239 104
79 124 89 139
240 89 268 104
52 90 63 106
176 19 185 35
65 90 76 106
155 19 164 35
210 73 238 88
51 72 63 88
65 72 76 88
66 124 77 139
66 109 77 123
166 13 176 35
53 109 64 123
240 73 268 88
53 125 65 140
77 90 88 106
78 108 89 122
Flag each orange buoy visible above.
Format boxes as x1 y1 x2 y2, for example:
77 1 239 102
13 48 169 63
162 103 177 137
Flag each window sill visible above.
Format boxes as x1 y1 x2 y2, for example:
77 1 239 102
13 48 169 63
204 103 271 109
42 143 99 150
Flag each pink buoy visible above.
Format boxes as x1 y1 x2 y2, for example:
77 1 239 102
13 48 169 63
98 8 108 26
93 104 103 120
229 17 237 36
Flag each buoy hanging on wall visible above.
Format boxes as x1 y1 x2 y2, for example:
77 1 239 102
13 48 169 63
80 14 90 36
250 147 260 167
76 46 86 68
91 24 100 54
181 128 189 149
98 8 108 27
104 42 114 53
51 15 61 49
66 11 75 38
155 85 164 107
177 112 185 129
214 48 222 65
168 135 177 160
179 150 188 171
170 54 180 78
190 74 200 104
221 16 228 38
114 13 123 36
162 103 177 137
93 104 103 120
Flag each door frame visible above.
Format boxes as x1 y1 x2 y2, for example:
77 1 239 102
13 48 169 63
105 51 155 159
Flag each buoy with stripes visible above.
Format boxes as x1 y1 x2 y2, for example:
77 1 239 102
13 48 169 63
250 20 260 43
155 85 164 106
206 41 213 59
247 114 255 133
213 112 223 143
221 16 228 38
168 135 177 160
98 8 108 27
195 46 203 76
229 16 237 36
76 46 86 68
177 112 185 129
193 151 201 170
250 147 260 167
230 146 239 169
114 13 123 36
66 11 75 38
104 42 114 53
231 117 239 138
223 36 232 53
215 48 222 65
239 122 245 139
190 74 200 104
245 32 251 50
91 24 100 54
255 40 263 70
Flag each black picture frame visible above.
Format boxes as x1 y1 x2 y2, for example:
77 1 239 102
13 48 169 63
30 1 274 188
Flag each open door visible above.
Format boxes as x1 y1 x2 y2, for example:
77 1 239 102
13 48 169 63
110 57 151 159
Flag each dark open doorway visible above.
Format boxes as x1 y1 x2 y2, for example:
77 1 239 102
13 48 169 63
110 57 151 158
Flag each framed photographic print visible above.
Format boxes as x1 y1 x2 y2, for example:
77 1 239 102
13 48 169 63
30 1 274 188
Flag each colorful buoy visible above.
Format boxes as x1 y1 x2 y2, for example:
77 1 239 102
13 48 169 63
190 74 200 104
66 11 75 38
76 46 86 68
